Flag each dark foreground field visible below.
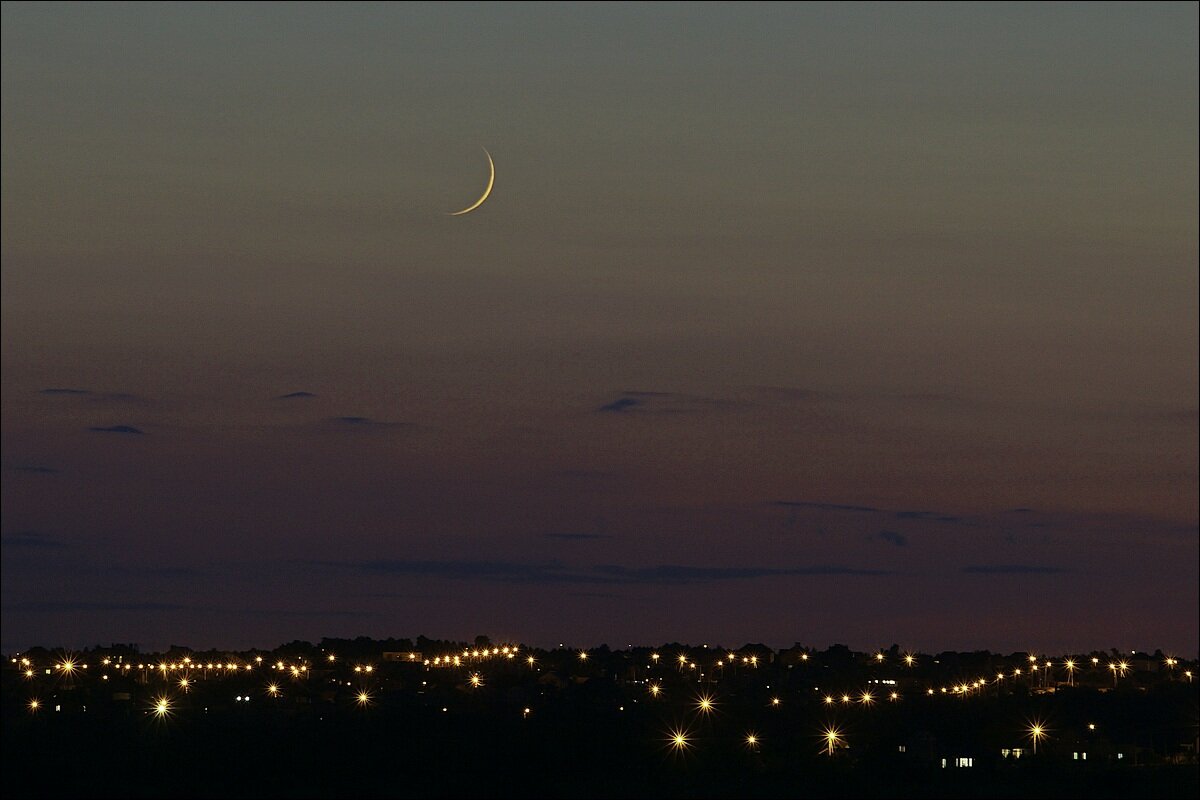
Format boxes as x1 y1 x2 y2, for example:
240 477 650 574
4 703 1197 799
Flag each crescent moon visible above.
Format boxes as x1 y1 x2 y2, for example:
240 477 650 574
447 147 495 216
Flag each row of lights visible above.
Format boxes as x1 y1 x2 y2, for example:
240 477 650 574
918 656 1195 697
13 653 1194 690
667 726 844 756
427 646 520 667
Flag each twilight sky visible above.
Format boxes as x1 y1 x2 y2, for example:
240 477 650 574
2 2 1197 654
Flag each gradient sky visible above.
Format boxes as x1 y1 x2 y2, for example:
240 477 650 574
3 2 1197 654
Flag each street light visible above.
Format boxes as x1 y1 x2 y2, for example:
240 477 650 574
1028 722 1047 755
822 726 844 756
1108 661 1128 688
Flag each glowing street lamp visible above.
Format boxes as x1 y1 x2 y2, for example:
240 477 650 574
1109 661 1129 687
666 727 692 753
822 726 844 757
1028 722 1047 755
1064 659 1076 687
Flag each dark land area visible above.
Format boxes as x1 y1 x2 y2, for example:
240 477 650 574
4 638 1197 798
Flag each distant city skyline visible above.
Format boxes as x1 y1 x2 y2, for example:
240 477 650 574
2 3 1196 653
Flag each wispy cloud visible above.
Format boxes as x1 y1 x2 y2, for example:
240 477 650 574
894 510 962 522
324 416 411 428
552 469 619 481
319 559 889 585
278 391 316 399
591 564 890 583
596 391 742 415
749 386 827 401
598 397 642 413
773 501 881 513
2 532 69 549
543 533 611 540
773 500 970 524
341 559 578 583
11 466 60 474
6 601 183 612
87 425 145 435
202 607 374 618
962 564 1069 575
40 388 146 404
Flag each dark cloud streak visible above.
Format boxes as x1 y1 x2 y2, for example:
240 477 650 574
2 532 69 549
962 565 1069 575
774 501 881 513
317 559 890 585
7 601 184 612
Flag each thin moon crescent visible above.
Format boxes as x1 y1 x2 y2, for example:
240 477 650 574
448 147 495 216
